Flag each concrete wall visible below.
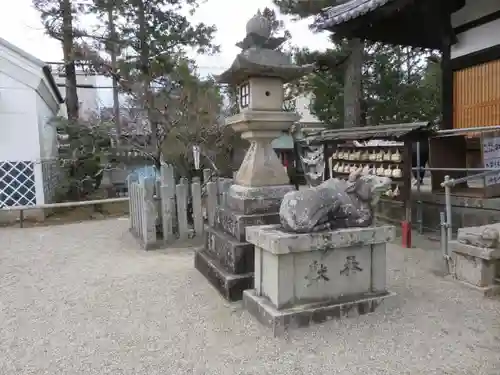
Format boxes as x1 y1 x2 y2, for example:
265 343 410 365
451 0 500 59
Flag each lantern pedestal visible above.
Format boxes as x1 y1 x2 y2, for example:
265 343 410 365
194 10 314 302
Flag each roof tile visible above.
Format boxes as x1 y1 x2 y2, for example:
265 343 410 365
317 0 394 29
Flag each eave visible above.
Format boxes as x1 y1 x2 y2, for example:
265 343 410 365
315 0 466 49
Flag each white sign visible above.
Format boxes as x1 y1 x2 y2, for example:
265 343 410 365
482 136 500 186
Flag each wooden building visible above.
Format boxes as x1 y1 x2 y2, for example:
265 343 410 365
315 0 500 196
451 0 500 131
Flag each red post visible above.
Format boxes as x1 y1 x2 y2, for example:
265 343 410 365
401 220 412 248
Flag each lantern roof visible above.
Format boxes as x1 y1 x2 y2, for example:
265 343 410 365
215 12 314 85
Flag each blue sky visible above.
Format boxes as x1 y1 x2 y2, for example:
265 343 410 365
0 0 331 106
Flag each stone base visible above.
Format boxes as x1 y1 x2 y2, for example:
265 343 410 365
215 206 281 242
243 289 394 336
0 208 47 224
194 249 253 302
204 225 253 274
227 184 295 215
444 275 500 297
450 240 500 289
246 224 395 310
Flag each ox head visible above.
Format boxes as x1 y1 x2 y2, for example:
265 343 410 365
346 169 392 206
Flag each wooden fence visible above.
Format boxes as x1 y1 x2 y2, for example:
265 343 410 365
128 164 232 250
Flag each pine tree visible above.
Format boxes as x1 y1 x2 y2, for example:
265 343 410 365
33 0 87 122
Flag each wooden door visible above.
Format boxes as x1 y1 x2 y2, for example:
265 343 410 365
453 59 500 132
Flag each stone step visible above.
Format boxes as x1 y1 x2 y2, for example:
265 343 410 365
214 205 281 242
194 249 253 302
204 225 254 274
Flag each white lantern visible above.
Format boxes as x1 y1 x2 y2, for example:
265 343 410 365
192 145 201 170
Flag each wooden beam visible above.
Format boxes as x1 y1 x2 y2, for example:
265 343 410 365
441 40 453 130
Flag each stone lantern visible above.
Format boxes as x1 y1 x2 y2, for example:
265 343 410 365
194 12 314 301
216 11 314 200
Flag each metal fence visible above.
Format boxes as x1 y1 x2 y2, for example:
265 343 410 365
410 125 500 236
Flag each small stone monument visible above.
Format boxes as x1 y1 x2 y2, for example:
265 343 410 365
243 171 396 335
193 11 314 301
449 224 500 296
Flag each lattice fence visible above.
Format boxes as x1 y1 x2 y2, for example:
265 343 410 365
0 161 36 208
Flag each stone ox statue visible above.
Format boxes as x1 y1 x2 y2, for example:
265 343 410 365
279 170 392 233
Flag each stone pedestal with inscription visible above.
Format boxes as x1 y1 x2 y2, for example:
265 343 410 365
243 224 396 335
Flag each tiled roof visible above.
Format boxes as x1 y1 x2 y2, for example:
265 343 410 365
299 122 436 144
317 0 394 29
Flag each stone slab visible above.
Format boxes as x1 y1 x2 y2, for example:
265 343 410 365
194 249 253 302
450 241 500 260
204 225 254 274
215 206 280 242
226 110 300 128
243 289 394 336
226 195 282 215
227 184 295 215
451 249 499 288
246 224 396 255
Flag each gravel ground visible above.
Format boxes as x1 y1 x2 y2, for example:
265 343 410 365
1 219 500 375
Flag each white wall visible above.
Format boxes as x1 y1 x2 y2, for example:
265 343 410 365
452 0 499 27
0 72 40 162
0 39 61 207
55 73 99 119
0 71 42 207
451 0 500 59
36 92 58 160
451 19 500 58
35 90 60 205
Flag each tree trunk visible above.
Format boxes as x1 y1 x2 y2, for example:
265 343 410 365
343 38 363 128
135 0 158 154
62 0 79 122
107 2 121 144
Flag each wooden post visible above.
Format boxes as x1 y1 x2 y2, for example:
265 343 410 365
221 192 227 207
160 164 175 243
155 178 161 229
130 183 136 235
203 168 211 183
401 141 413 248
206 181 217 227
219 178 232 207
135 183 142 237
191 180 203 237
216 178 223 203
127 174 138 232
176 183 189 240
142 177 157 249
